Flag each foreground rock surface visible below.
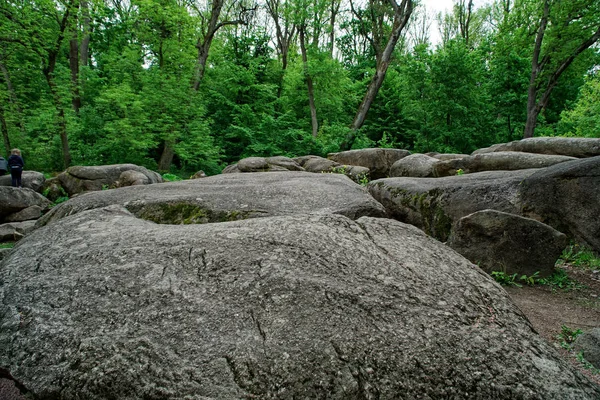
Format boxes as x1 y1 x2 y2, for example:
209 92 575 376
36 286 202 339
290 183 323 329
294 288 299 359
38 171 386 227
2 207 598 399
447 210 567 277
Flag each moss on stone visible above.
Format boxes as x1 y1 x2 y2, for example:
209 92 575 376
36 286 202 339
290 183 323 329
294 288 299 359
132 202 251 225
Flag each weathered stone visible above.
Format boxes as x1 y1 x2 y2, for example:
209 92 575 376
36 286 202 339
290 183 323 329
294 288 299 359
221 164 240 174
574 328 600 369
473 137 600 158
5 206 42 222
0 248 11 261
237 157 270 172
447 210 567 277
434 152 576 177
368 170 534 242
57 164 163 196
390 154 440 177
328 148 411 179
37 171 387 227
518 156 600 253
266 156 305 171
431 153 469 161
0 187 51 223
2 207 598 399
118 170 148 187
0 221 37 242
0 171 45 192
190 170 207 179
294 155 339 173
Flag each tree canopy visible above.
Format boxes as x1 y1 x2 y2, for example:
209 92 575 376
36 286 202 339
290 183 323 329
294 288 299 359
0 0 598 174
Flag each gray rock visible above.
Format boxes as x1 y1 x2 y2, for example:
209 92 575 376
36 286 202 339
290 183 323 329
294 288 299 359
434 152 576 177
0 248 11 261
431 153 469 161
574 328 600 369
518 156 600 253
118 170 159 187
221 164 240 173
2 207 598 399
0 221 36 242
473 137 600 158
390 154 440 177
328 148 411 179
57 164 163 196
0 187 51 223
447 210 568 277
294 155 339 173
37 171 386 227
237 157 270 172
4 206 43 222
190 170 207 179
0 171 45 192
266 156 305 171
368 170 535 241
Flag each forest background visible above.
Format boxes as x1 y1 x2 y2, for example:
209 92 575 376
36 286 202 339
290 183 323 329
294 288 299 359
0 0 599 176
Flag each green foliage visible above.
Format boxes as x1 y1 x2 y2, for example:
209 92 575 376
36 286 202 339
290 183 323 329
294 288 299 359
491 269 583 291
576 352 600 374
559 243 600 270
558 73 600 138
162 173 183 182
557 325 583 349
0 243 15 249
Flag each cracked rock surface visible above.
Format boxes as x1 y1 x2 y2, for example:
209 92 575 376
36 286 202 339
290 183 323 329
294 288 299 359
1 206 599 399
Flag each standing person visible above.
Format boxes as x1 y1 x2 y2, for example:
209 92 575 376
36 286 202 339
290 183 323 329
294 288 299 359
0 155 7 176
8 148 24 188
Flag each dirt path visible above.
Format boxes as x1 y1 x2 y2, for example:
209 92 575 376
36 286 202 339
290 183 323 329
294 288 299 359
505 265 600 385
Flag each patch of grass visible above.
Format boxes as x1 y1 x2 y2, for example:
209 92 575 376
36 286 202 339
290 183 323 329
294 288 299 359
491 269 583 291
162 173 183 182
0 242 15 249
49 196 69 208
576 352 600 374
559 243 600 270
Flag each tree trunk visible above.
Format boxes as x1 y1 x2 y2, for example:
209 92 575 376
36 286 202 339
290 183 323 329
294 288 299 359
192 0 225 90
340 0 414 150
328 0 340 57
0 101 10 155
70 32 81 114
0 60 26 135
158 141 175 171
45 72 72 168
80 0 91 66
299 27 319 137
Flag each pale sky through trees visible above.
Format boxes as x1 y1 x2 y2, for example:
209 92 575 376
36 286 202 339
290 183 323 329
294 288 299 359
422 0 488 44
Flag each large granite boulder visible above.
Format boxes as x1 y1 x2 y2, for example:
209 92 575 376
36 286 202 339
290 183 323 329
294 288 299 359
447 210 568 277
473 137 600 158
390 154 440 177
518 156 600 252
57 164 163 196
328 148 411 179
369 157 600 252
434 152 576 177
37 171 386 227
0 171 45 192
2 207 598 399
0 187 51 224
368 169 534 241
0 221 36 242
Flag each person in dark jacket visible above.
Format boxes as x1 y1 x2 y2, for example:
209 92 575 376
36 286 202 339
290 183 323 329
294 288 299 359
8 148 24 188
0 156 7 176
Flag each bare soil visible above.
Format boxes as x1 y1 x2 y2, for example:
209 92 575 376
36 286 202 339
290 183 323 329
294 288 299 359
505 264 600 385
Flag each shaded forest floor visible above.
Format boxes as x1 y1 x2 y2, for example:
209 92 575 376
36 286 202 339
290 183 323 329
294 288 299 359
506 264 600 386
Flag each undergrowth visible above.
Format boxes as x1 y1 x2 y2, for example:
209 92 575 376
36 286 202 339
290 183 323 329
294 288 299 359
491 269 583 290
559 243 600 270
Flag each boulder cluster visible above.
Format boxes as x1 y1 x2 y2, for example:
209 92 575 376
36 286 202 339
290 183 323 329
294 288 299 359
1 137 599 399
